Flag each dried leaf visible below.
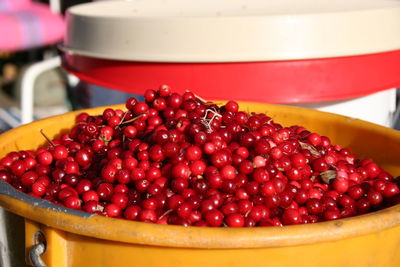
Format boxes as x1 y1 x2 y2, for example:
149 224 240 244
300 141 321 157
320 170 337 184
328 163 338 170
96 204 104 212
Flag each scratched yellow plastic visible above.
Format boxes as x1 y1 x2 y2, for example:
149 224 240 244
52 227 400 267
1 102 400 267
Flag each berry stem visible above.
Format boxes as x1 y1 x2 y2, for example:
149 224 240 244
120 113 146 125
117 111 129 126
39 129 55 147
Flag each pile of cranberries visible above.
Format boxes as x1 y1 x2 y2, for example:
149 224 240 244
1 86 400 227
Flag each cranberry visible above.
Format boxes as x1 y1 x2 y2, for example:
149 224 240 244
225 213 245 227
383 183 400 198
82 190 99 202
58 187 78 202
51 145 69 160
367 191 383 206
210 149 232 168
364 162 380 178
348 185 364 200
10 160 27 176
167 93 183 109
64 196 81 209
312 158 329 172
190 160 206 176
323 208 341 220
1 87 399 228
282 208 301 225
124 205 141 220
111 193 129 209
139 209 157 222
37 151 53 166
105 203 122 217
101 165 118 183
332 178 349 194
290 153 307 168
204 209 224 227
185 146 202 161
97 183 114 201
171 163 191 179
0 170 12 183
338 195 355 208
21 171 38 187
306 198 324 215
307 133 321 146
31 182 46 196
248 205 269 222
177 203 192 219
158 85 171 97
356 198 371 214
286 168 302 181
253 168 269 183
225 101 239 113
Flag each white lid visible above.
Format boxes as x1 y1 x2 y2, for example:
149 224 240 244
64 0 400 62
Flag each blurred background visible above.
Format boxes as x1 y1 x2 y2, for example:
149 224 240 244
0 0 138 134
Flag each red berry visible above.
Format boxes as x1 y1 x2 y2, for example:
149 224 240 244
111 193 129 209
105 203 122 217
82 190 99 202
139 209 157 222
210 150 232 168
282 208 301 225
225 213 245 227
52 146 69 160
31 182 46 196
383 183 400 198
64 196 81 209
10 160 27 176
172 163 191 179
332 178 349 194
37 151 53 166
204 209 224 227
124 205 141 220
312 158 329 172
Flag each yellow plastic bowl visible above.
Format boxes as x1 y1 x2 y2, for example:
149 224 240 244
1 103 400 267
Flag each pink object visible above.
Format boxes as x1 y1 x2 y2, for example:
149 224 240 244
0 0 31 12
0 0 64 52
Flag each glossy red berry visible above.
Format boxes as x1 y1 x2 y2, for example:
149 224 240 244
105 203 122 217
204 209 224 227
1 88 399 228
225 213 245 227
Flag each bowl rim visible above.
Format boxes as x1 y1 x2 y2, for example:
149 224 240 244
1 103 400 248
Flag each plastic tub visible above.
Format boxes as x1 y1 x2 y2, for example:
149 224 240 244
1 102 400 266
62 0 400 127
293 89 397 127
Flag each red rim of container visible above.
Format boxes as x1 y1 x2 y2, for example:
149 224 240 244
62 49 400 103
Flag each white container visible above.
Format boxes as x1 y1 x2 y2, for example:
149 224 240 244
64 0 400 62
62 0 400 127
293 89 397 127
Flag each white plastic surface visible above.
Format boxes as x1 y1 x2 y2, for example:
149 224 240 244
64 0 400 62
21 56 62 124
292 89 397 127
